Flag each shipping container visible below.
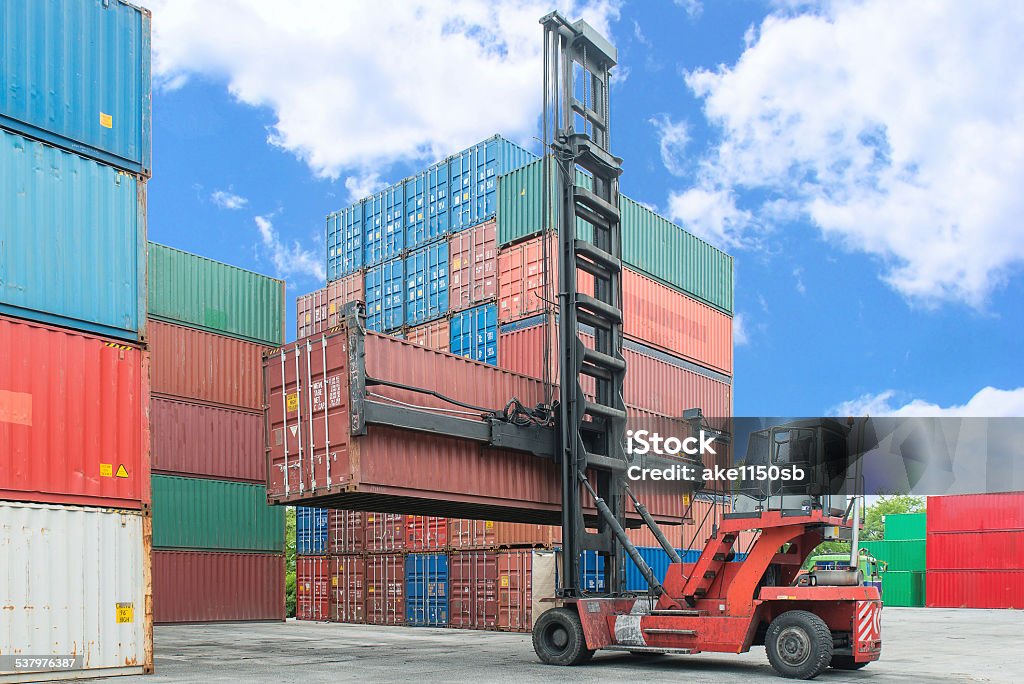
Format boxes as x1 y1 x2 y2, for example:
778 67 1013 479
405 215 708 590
152 551 285 623
405 242 449 325
450 304 498 365
296 556 330 621
448 136 536 231
449 519 562 550
449 220 497 311
404 318 450 354
149 321 266 410
884 512 927 540
296 275 364 339
406 515 448 552
0 0 152 175
404 162 451 249
365 554 405 626
497 549 557 632
926 530 1024 571
328 509 365 554
449 551 498 629
365 259 404 332
926 570 1024 609
364 185 405 266
329 555 365 623
880 571 926 607
405 553 449 626
264 328 693 524
365 512 406 552
148 243 284 346
496 158 734 314
0 129 146 341
326 205 363 280
151 475 284 552
859 540 927 573
0 316 150 508
927 492 1024 533
297 507 329 555
497 235 570 324
626 524 682 549
0 502 152 680
150 396 264 482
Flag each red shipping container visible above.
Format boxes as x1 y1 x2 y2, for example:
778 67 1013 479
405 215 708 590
296 274 364 339
264 328 693 525
926 570 1024 609
150 320 266 410
449 519 562 550
626 524 682 548
406 515 448 551
153 551 285 623
450 220 497 312
0 315 150 509
927 530 1024 571
365 512 406 552
365 553 405 625
329 555 365 623
497 235 592 324
497 549 558 632
296 556 330 621
150 396 264 482
927 492 1024 533
405 319 450 354
449 551 498 629
328 509 365 554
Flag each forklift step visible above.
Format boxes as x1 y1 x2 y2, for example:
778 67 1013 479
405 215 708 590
650 609 704 616
722 534 736 544
604 646 694 655
693 589 707 597
703 570 716 580
713 553 726 562
643 628 697 636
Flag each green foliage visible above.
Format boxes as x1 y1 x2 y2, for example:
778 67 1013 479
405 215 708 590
285 507 296 618
803 496 926 568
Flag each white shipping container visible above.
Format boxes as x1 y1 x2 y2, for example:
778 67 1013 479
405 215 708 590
0 502 152 682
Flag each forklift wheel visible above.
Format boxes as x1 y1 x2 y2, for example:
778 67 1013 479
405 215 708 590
532 607 595 666
830 655 869 670
765 610 833 680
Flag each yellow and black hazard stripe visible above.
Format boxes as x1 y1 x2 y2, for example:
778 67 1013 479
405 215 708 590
104 342 134 351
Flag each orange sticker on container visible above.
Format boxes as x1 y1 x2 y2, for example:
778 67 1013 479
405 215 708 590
0 390 32 426
100 112 113 128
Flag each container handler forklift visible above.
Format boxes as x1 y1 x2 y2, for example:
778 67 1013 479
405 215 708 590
529 13 882 679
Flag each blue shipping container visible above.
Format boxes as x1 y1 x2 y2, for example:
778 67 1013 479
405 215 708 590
326 205 363 281
365 260 405 332
364 185 404 266
0 0 152 176
405 243 448 326
569 548 713 593
405 553 448 626
449 304 497 365
296 507 328 556
0 129 145 341
449 136 535 232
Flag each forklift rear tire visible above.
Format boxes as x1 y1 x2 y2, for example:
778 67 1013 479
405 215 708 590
765 610 833 680
532 607 595 666
830 655 869 670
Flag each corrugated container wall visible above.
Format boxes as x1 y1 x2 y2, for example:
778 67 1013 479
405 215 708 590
365 259 404 332
450 304 498 365
405 319 450 354
364 185 405 266
884 512 927 540
497 549 557 632
405 553 449 626
0 0 152 175
296 556 330 621
147 242 285 345
405 242 449 325
406 515 448 551
0 316 150 508
0 502 152 680
0 129 146 341
297 506 329 555
449 220 497 311
449 136 536 231
153 551 284 623
365 554 405 625
296 275 363 339
404 161 449 249
326 204 363 281
151 475 284 552
329 555 365 623
926 570 1023 609
328 509 366 554
927 492 1024 533
449 551 498 630
150 396 264 482
859 540 926 572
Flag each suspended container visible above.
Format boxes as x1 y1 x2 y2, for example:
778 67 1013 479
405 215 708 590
405 553 449 626
326 204 363 281
296 556 330 621
296 274 364 339
0 502 152 680
0 0 152 175
364 185 405 266
365 259 404 332
0 129 146 341
449 220 497 312
329 555 366 623
365 553 405 626
296 506 329 555
449 550 498 630
153 551 285 623
405 242 448 325
450 303 498 365
448 135 535 232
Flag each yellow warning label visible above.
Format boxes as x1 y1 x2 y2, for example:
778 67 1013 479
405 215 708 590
286 393 299 412
485 521 494 529
100 112 113 128
100 463 113 478
116 464 129 478
368 586 375 593
116 602 134 623
500 575 509 587
328 303 336 314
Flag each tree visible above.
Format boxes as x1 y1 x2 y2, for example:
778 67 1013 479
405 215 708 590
803 495 927 567
285 507 296 618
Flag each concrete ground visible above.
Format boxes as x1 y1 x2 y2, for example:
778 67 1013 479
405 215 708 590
111 608 1021 683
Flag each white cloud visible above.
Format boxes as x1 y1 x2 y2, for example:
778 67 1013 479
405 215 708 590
210 189 248 210
733 313 750 347
675 1 1024 308
254 215 325 282
633 20 651 46
649 114 690 177
832 387 1024 417
142 1 618 181
793 266 806 294
666 187 753 248
610 64 631 86
344 173 386 204
674 0 703 19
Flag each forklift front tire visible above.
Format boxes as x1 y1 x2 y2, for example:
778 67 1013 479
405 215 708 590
532 607 595 666
765 610 833 679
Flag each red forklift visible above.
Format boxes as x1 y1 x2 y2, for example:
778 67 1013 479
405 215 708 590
529 14 881 679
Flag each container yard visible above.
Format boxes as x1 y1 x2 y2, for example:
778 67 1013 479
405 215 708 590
2 2 1021 684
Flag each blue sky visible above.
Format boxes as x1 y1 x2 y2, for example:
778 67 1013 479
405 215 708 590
143 0 1022 417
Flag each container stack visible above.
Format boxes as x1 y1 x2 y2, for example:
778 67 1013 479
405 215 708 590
862 513 928 607
926 493 1024 609
147 243 287 623
0 1 153 679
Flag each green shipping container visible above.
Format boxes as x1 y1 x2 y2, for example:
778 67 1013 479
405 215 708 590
860 540 927 572
884 512 927 540
152 475 284 552
148 242 285 345
881 571 926 607
496 157 734 315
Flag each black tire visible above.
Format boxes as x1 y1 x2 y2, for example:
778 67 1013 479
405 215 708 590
765 610 833 680
532 607 595 666
831 655 869 670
